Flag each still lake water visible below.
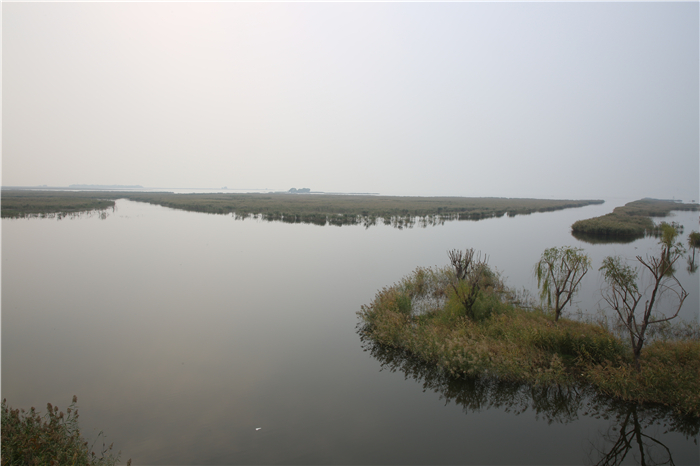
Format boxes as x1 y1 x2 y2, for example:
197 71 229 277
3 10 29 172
2 197 698 465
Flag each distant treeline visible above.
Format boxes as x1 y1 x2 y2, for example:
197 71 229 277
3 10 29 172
571 198 699 240
1 190 604 226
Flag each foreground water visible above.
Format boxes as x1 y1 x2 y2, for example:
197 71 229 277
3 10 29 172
2 198 698 465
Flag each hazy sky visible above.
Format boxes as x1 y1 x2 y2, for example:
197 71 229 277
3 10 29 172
3 2 699 200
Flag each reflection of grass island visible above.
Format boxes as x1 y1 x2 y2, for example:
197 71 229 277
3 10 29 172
1 190 603 227
571 198 698 239
362 336 700 450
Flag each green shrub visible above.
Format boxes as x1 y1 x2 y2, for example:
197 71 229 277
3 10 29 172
396 293 412 315
1 396 129 466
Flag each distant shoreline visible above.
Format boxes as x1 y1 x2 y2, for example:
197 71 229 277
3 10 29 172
1 189 603 227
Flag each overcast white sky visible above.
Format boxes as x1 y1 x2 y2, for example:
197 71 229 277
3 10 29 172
3 2 698 200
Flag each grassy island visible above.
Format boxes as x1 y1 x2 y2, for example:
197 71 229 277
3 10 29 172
2 190 603 226
571 198 698 239
358 264 700 417
0 190 116 218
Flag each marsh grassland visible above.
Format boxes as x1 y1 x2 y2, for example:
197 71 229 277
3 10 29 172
358 264 700 417
571 198 699 240
1 190 602 226
0 190 116 218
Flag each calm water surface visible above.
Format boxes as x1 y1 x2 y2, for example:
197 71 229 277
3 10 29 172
2 198 698 465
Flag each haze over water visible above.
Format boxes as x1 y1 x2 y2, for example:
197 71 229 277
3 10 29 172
3 2 699 463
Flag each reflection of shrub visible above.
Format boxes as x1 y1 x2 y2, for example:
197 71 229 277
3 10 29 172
1 396 128 466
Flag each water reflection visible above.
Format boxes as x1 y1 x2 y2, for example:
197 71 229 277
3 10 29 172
572 231 640 245
586 399 700 465
231 212 516 229
359 328 699 465
5 209 112 221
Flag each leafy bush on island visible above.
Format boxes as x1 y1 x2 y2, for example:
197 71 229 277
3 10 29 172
534 246 591 322
359 241 700 416
1 396 129 466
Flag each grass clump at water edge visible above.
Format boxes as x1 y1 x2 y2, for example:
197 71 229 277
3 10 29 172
358 265 700 416
1 396 129 466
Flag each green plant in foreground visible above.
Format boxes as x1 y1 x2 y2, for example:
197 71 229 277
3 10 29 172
1 396 129 466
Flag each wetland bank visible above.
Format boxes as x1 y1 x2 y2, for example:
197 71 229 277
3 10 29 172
2 194 698 464
1 189 602 225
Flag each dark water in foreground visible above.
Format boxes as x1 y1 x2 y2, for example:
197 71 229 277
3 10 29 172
2 198 698 465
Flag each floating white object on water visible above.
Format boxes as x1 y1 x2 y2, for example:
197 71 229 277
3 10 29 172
256 427 262 431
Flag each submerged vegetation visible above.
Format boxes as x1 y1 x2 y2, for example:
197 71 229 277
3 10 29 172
358 244 700 416
1 396 129 466
571 198 698 240
1 190 603 227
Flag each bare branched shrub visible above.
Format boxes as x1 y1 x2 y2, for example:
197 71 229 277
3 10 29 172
447 249 491 319
600 225 689 372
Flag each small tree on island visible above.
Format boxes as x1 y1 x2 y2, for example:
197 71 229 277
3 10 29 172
687 230 700 262
600 225 688 372
687 230 700 273
534 246 591 322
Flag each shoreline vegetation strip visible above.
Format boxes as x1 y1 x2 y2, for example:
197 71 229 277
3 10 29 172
1 190 603 223
571 198 699 239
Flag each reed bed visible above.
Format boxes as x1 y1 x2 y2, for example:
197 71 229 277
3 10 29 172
571 198 699 239
2 190 602 226
1 191 116 218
